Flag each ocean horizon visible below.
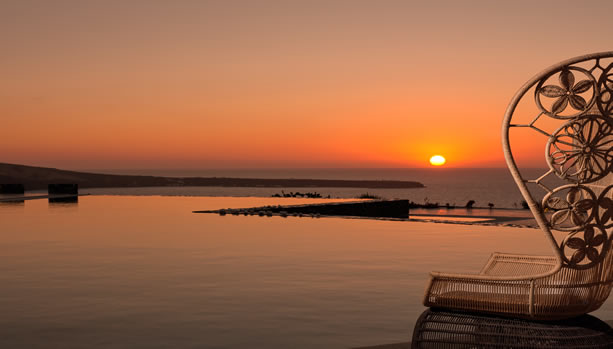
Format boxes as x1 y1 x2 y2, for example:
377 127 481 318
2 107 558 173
76 167 555 209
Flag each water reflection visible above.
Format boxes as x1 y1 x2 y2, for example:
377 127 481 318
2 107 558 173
411 309 613 348
0 199 25 206
0 193 25 205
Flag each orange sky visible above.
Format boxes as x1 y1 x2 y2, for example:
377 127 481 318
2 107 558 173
2 0 611 170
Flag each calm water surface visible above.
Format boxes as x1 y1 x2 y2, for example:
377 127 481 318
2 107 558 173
1 196 611 348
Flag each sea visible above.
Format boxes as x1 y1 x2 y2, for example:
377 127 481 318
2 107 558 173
4 195 610 348
3 167 596 348
85 168 557 209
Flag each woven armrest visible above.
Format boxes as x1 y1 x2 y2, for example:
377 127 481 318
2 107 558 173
480 252 557 276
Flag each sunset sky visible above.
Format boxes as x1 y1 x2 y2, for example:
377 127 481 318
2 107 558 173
2 0 612 170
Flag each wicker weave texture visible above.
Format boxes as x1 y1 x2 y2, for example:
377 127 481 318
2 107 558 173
423 52 613 320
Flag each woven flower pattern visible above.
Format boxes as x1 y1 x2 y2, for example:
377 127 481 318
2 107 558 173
547 116 613 183
544 186 597 231
597 64 613 116
597 186 613 229
564 225 607 267
537 68 595 118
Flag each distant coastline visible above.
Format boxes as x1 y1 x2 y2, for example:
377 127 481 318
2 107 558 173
0 163 425 190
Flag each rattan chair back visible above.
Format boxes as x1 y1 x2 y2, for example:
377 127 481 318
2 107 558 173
423 52 613 319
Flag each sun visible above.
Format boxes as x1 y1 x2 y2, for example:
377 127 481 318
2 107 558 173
429 155 446 166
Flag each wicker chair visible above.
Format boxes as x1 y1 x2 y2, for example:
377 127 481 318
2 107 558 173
423 52 613 319
411 309 613 348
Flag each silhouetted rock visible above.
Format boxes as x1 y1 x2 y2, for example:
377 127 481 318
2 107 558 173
0 184 24 194
48 184 78 195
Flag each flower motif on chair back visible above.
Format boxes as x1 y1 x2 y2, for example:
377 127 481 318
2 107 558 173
531 58 613 270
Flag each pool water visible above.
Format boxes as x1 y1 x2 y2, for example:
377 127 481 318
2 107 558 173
1 196 611 348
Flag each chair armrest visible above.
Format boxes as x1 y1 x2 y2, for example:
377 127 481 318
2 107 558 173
479 252 557 276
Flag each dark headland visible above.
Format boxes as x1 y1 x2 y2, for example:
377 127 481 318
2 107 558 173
0 163 424 190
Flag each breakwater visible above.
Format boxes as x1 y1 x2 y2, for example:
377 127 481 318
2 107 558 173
195 199 410 219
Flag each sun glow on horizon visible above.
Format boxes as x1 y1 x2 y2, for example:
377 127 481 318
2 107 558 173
429 155 446 166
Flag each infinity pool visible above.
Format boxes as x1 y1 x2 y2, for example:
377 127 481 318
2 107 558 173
1 196 611 348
